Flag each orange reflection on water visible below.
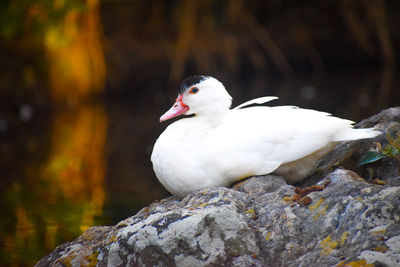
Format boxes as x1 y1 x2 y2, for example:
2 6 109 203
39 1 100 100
44 0 106 105
43 103 107 232
1 0 108 265
41 0 107 250
3 101 108 266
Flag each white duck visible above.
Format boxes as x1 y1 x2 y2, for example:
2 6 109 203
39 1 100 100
151 75 380 197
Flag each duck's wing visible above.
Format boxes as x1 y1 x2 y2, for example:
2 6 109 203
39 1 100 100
201 106 291 180
233 96 278 110
204 105 378 182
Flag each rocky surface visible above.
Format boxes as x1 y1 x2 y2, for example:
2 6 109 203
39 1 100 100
36 108 400 267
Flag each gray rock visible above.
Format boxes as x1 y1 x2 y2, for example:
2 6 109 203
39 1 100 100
36 108 400 267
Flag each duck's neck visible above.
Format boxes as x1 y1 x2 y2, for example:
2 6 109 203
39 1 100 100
193 106 230 128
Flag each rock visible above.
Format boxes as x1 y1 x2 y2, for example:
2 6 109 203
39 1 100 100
36 108 400 267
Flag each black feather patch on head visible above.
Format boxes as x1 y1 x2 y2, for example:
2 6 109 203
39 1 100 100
178 75 209 94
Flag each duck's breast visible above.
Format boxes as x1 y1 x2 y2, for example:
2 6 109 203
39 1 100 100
151 118 231 196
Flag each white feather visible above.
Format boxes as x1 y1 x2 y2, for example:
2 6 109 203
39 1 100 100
233 96 278 110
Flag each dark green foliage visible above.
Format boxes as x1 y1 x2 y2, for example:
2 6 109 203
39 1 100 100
359 133 400 166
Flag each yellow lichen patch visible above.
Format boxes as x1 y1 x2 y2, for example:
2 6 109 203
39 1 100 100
370 230 386 235
337 259 374 267
309 199 328 220
245 209 255 215
373 246 389 252
57 251 76 267
320 235 339 255
106 235 118 244
283 196 293 203
265 232 272 241
116 222 129 228
192 203 208 208
356 196 363 202
309 198 325 211
245 208 258 220
85 251 98 267
340 232 349 247
372 179 386 185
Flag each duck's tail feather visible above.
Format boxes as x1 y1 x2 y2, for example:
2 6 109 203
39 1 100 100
333 127 382 142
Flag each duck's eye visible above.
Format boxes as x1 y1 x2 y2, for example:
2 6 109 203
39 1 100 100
189 87 199 94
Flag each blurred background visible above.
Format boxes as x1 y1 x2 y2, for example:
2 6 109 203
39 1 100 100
0 0 399 265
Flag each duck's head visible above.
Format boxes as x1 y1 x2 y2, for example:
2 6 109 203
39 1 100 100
160 75 232 122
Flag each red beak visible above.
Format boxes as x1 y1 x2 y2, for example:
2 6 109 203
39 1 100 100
160 95 189 122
